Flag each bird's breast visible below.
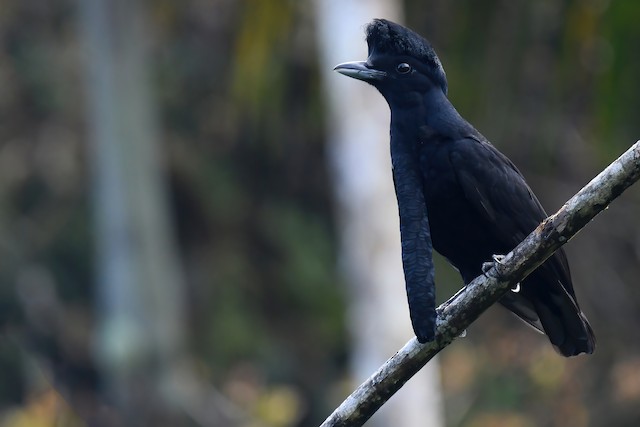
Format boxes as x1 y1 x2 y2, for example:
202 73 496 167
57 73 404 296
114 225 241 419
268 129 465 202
418 142 502 278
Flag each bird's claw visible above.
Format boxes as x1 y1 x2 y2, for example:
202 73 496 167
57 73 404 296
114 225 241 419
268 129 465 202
492 254 506 264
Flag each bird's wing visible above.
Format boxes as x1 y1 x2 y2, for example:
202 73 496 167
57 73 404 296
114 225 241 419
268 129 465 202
448 137 578 313
448 137 546 247
392 148 436 343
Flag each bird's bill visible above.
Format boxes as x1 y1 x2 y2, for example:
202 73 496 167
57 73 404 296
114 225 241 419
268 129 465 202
333 61 386 81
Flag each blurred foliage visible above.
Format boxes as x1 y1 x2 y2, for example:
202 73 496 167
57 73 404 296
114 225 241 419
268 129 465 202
0 388 83 427
0 0 639 426
1 0 342 425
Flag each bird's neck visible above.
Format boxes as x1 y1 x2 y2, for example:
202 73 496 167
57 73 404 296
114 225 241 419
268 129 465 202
389 88 474 149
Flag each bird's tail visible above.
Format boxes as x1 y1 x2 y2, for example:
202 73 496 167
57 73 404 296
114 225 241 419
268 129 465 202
501 284 596 357
530 289 596 357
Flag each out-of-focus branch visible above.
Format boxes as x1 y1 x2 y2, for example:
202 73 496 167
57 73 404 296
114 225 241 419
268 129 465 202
321 140 640 427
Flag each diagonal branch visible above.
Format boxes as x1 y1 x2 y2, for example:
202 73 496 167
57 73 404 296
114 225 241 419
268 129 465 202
321 140 640 427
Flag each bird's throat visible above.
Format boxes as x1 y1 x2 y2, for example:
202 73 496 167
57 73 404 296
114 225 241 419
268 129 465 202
389 88 470 145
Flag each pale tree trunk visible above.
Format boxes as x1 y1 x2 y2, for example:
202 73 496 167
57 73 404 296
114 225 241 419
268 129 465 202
81 1 194 424
314 2 444 426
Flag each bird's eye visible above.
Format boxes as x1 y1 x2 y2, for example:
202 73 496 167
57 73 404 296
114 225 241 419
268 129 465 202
396 63 412 74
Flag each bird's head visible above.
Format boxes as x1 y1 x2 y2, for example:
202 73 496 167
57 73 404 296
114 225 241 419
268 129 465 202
334 19 447 103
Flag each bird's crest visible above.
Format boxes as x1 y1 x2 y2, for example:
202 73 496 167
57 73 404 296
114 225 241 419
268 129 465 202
365 19 448 94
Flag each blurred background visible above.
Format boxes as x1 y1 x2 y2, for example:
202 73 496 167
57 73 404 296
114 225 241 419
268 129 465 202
1 0 639 426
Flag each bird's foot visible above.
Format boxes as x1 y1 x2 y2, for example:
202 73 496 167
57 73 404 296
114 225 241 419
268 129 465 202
481 255 520 292
481 262 492 275
482 254 505 276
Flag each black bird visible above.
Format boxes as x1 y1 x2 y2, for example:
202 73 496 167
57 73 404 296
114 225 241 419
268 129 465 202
334 19 595 356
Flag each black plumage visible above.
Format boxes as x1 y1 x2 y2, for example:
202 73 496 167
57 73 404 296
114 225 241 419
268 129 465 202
334 18 595 356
